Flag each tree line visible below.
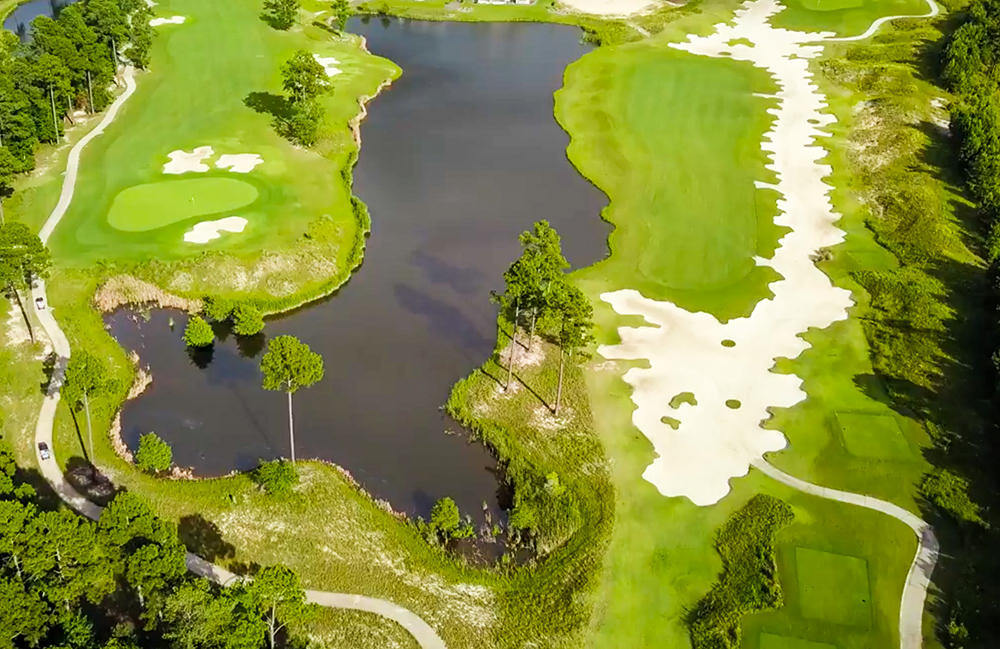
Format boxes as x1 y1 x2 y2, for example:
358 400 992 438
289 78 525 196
0 439 317 649
0 0 155 219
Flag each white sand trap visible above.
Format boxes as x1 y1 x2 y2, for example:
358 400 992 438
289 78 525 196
215 154 263 173
163 146 214 174
597 0 853 506
558 0 658 17
144 0 157 6
150 16 185 26
313 55 343 77
183 217 248 244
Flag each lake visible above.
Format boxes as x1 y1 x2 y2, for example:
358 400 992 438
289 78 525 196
108 17 608 524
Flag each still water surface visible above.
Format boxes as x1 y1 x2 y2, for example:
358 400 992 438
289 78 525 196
108 18 609 522
3 0 78 40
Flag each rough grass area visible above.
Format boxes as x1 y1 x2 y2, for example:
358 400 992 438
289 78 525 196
687 495 794 649
758 634 836 649
295 608 420 649
446 325 615 646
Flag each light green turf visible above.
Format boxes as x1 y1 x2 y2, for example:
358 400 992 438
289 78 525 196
795 548 872 627
556 27 785 321
771 0 931 35
760 633 837 649
106 178 259 231
836 412 912 460
42 0 398 262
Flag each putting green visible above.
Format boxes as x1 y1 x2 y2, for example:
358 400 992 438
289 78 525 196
106 178 259 232
836 412 912 460
796 548 872 627
760 633 836 649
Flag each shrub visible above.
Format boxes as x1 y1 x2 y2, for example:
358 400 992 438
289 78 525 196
135 433 172 473
183 316 214 348
920 469 988 527
253 460 299 497
232 303 265 336
203 296 235 322
430 497 461 536
687 495 795 648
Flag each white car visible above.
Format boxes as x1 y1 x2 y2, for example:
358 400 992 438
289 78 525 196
35 296 46 310
38 442 51 461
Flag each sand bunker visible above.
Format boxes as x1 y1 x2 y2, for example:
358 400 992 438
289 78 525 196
598 0 853 506
558 0 658 16
183 217 248 244
313 55 342 77
163 146 214 174
150 16 185 26
216 154 263 173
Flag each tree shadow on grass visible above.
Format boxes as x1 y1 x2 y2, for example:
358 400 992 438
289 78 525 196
65 456 120 507
179 514 236 563
243 91 294 121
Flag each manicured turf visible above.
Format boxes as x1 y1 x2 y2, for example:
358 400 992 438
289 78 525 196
836 412 912 460
106 178 259 232
795 547 872 627
771 0 931 36
44 0 398 263
759 633 836 649
556 25 784 321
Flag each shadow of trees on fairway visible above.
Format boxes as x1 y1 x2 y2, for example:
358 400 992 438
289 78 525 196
179 514 236 563
244 91 293 122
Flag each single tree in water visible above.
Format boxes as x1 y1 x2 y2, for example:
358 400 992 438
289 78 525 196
260 336 324 464
63 350 109 466
0 222 51 344
550 281 594 415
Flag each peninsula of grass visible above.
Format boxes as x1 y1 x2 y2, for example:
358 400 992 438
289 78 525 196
22 0 399 310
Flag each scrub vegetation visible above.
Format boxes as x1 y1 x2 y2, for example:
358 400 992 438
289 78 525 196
687 495 795 649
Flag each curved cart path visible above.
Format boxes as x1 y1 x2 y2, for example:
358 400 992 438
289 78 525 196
754 459 938 649
29 66 447 649
823 0 939 42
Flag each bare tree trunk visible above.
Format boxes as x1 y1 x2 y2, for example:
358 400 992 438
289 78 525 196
84 391 94 467
268 608 277 648
528 309 537 351
287 391 296 464
554 348 565 415
49 85 59 143
505 303 519 391
10 285 35 344
0 197 5 224
87 71 94 114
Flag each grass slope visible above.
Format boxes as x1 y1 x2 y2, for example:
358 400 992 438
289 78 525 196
40 0 397 270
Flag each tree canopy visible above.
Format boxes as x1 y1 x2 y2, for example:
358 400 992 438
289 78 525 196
135 432 172 473
261 0 300 30
260 336 324 395
183 315 214 348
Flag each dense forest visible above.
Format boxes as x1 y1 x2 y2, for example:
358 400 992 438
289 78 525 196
0 438 316 649
0 0 154 218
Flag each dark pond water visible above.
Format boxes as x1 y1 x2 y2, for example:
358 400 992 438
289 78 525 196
3 0 78 40
108 18 609 523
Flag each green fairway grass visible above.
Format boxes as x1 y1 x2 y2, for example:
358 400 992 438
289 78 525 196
106 178 259 231
771 0 931 36
795 548 872 627
42 0 398 267
835 412 912 460
759 633 836 649
557 33 785 321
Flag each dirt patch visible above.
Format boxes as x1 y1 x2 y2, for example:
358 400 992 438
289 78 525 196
530 405 575 431
94 275 202 313
498 334 546 369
